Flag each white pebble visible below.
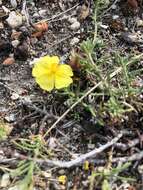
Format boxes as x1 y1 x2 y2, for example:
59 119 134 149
5 114 16 122
11 40 20 48
111 4 117 10
100 24 109 29
0 22 4 29
10 0 17 8
6 11 23 28
11 92 19 100
136 19 143 27
112 15 119 20
39 10 47 17
70 21 80 31
70 37 80 46
68 17 77 24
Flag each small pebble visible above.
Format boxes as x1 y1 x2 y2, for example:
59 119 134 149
88 143 95 149
112 15 119 20
6 11 23 28
58 169 65 175
111 4 117 10
10 0 17 8
70 21 80 31
11 92 19 100
48 137 57 149
5 114 16 122
33 12 39 18
11 40 20 48
0 173 10 187
70 37 80 46
136 19 143 27
138 165 143 174
68 17 77 24
38 9 47 17
0 22 4 29
100 24 109 29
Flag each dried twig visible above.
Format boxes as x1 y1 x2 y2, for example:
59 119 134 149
22 0 31 26
35 3 80 24
0 133 122 167
115 134 143 151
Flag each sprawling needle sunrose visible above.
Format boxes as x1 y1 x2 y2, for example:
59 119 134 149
32 56 73 91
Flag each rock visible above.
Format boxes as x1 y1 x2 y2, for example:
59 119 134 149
58 170 65 175
70 37 80 46
112 15 119 20
0 0 2 5
88 143 95 149
33 12 39 18
111 4 117 9
136 19 143 27
0 173 10 187
99 24 109 29
68 17 77 24
39 9 47 17
121 32 139 44
11 40 20 48
5 114 16 122
6 11 23 28
70 21 80 31
14 42 29 61
10 0 17 8
0 22 4 29
11 92 19 100
48 137 57 149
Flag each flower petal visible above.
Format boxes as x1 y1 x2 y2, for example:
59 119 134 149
32 56 60 78
55 75 73 89
56 64 73 77
36 74 54 91
48 56 60 64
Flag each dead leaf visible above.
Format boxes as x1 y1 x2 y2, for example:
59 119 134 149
79 1 90 20
32 21 48 38
0 119 13 140
69 50 81 71
127 0 138 10
32 31 43 38
33 21 48 32
11 31 22 40
2 57 15 65
110 19 124 32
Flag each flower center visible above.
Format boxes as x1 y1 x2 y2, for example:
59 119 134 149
50 62 58 74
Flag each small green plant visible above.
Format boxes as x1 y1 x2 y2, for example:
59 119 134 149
89 163 135 190
10 160 35 190
1 135 52 189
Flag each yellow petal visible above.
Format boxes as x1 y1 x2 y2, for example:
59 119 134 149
36 74 54 91
55 75 73 89
32 56 60 77
58 175 67 185
48 56 60 64
56 64 73 77
83 161 89 170
32 62 50 77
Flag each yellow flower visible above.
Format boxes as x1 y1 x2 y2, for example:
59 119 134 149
83 160 89 170
32 56 73 91
58 175 67 185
